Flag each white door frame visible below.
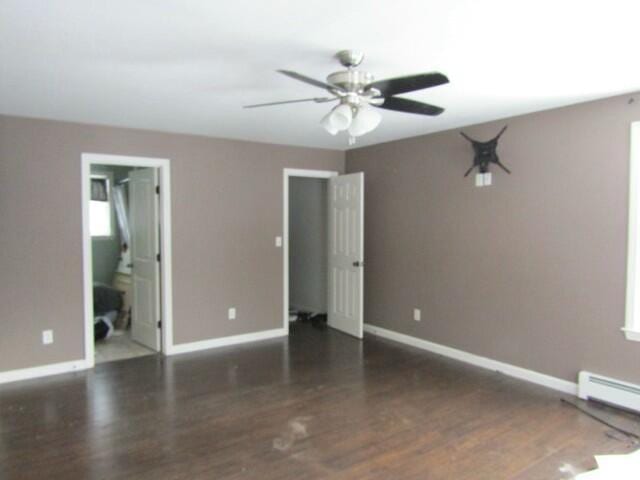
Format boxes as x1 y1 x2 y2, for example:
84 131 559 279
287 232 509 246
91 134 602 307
283 168 339 334
82 153 174 368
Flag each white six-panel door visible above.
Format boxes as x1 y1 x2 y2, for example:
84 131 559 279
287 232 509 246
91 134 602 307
328 173 364 338
129 168 161 351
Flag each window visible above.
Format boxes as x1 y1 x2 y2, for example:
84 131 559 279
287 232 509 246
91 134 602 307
90 175 113 237
624 122 640 341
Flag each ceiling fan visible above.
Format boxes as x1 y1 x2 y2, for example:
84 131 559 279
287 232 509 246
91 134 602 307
244 50 449 144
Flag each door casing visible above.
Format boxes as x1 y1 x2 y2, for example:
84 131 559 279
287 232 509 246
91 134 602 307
81 153 174 368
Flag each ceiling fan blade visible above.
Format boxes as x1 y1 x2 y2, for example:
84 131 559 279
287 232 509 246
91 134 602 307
243 97 337 108
367 72 449 96
376 96 444 116
277 70 342 92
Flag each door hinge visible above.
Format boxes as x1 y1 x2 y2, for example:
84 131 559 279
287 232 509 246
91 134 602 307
156 253 161 262
156 185 160 195
157 320 162 329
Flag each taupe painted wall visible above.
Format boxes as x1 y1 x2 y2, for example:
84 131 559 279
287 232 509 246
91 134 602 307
0 115 343 372
347 93 640 384
289 177 328 313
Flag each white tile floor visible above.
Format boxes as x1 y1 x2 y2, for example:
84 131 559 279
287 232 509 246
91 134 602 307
95 329 156 364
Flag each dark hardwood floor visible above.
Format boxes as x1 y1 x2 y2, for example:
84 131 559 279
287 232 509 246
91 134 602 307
0 322 637 479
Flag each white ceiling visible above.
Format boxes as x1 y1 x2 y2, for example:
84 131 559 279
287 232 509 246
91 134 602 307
1 0 640 150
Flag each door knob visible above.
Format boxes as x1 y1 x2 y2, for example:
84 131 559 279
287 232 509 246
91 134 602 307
352 261 364 267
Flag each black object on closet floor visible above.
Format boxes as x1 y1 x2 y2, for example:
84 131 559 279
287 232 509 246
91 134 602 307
292 312 328 331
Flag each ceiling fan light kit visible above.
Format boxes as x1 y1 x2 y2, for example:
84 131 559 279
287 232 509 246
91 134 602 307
321 102 381 142
320 111 339 135
327 103 353 131
347 105 382 137
244 49 449 145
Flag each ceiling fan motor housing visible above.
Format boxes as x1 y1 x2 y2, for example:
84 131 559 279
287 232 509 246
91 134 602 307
327 70 374 93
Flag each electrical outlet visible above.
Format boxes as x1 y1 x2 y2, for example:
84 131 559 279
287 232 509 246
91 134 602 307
413 308 421 322
275 236 282 248
42 330 54 345
228 307 236 320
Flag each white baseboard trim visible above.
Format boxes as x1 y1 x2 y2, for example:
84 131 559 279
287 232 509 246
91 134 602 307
364 324 578 396
168 328 287 355
0 359 89 386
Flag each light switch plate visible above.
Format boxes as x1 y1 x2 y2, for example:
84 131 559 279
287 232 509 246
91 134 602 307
483 172 492 186
275 236 282 248
42 330 53 345
413 308 421 322
475 173 484 187
228 307 236 320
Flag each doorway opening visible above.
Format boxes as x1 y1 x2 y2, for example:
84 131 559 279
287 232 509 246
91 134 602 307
82 154 174 368
288 176 330 329
283 169 364 339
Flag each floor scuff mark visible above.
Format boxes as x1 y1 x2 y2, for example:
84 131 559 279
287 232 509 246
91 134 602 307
273 416 312 452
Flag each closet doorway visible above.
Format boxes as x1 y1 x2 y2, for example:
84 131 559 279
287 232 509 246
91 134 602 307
283 169 365 338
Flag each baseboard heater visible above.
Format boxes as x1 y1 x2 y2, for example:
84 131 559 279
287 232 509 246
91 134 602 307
578 371 640 413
